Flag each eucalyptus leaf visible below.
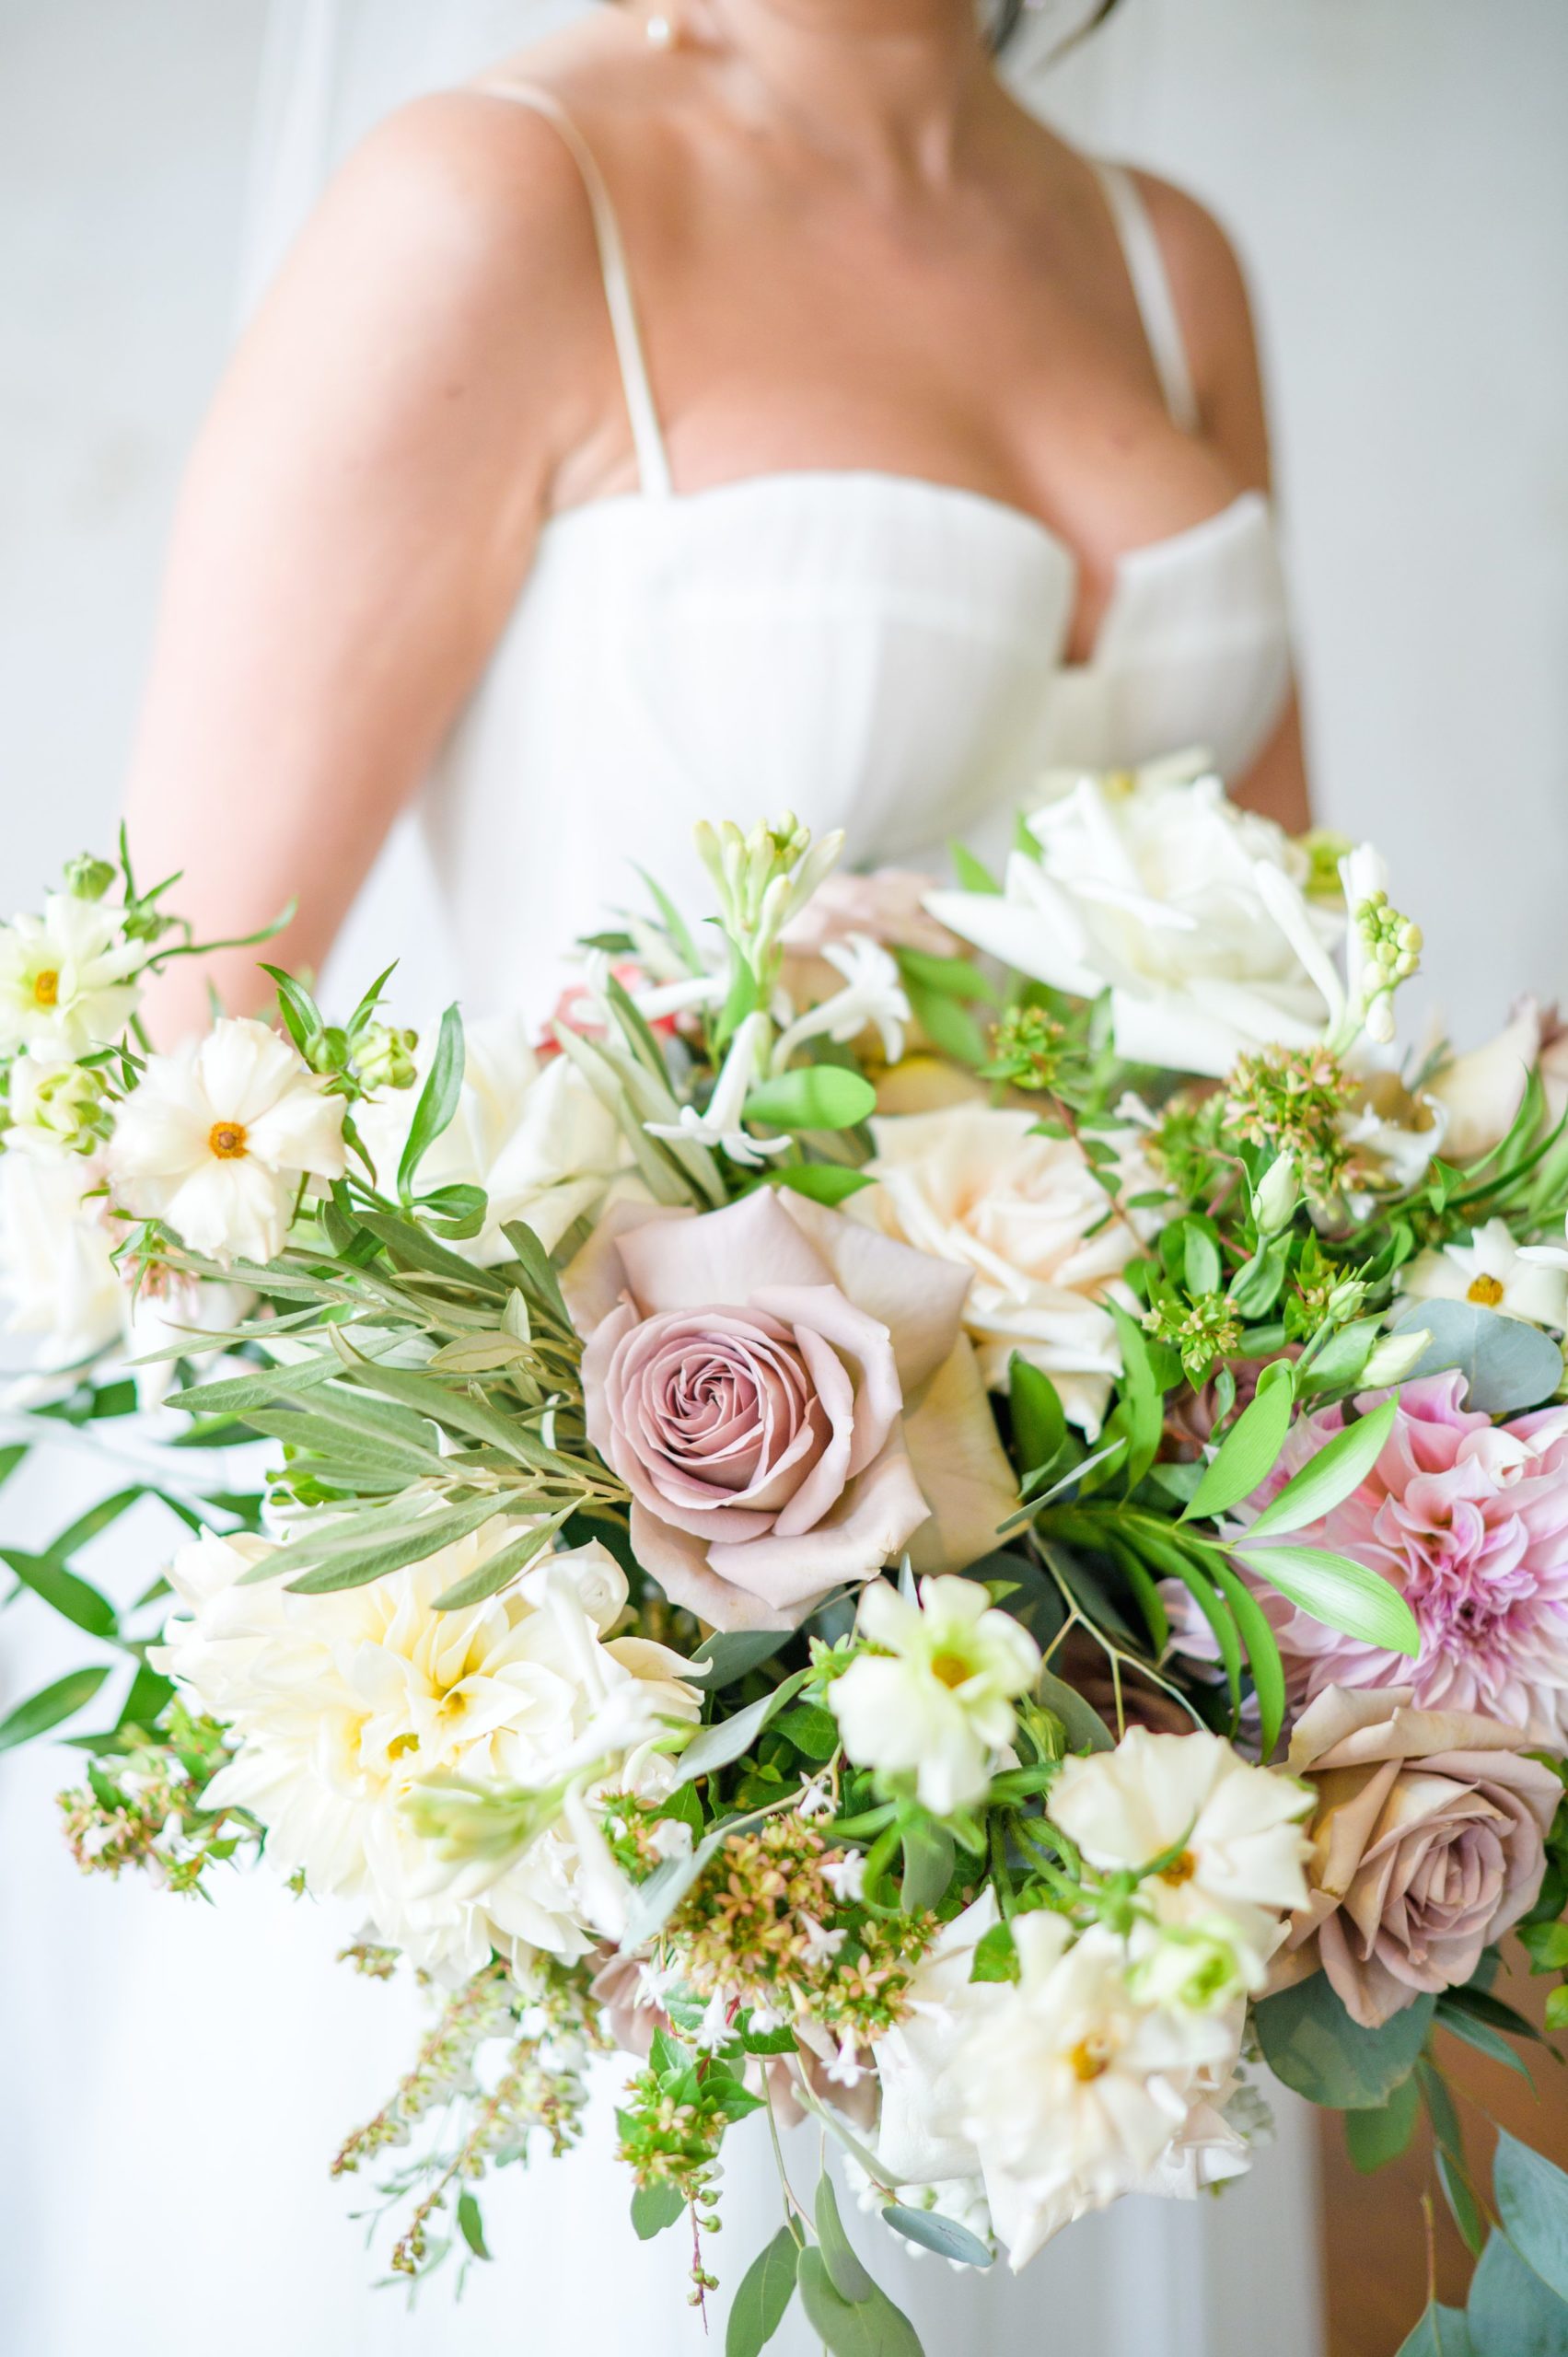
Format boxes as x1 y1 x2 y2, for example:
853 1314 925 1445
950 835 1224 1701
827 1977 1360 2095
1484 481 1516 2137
1242 1399 1398 1540
796 2248 924 2357
744 1067 877 1133
816 2174 874 2303
1035 1666 1113 1753
1344 2073 1421 2174
1493 2131 1568 2308
1467 2230 1568 2357
726 2225 799 2357
1391 1298 1565 1417
881 2206 993 2268
1235 1540 1420 1655
1396 2304 1475 2357
1253 1973 1434 2108
688 1631 792 1685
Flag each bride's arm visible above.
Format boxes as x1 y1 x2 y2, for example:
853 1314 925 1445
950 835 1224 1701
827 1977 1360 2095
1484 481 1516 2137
122 95 614 1033
1134 172 1311 835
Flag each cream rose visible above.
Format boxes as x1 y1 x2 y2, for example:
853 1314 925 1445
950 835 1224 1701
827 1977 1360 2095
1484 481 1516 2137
1273 1685 1559 2027
568 1189 1016 1632
860 1106 1143 1435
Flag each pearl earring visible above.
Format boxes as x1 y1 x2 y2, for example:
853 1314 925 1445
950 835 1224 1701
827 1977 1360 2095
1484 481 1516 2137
645 9 678 45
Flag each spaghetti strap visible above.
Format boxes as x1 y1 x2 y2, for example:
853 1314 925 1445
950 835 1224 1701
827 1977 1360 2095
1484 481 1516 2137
479 81 673 497
1093 162 1201 436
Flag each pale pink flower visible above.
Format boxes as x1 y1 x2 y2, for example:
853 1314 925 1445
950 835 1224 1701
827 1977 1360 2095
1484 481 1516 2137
1214 1374 1568 1745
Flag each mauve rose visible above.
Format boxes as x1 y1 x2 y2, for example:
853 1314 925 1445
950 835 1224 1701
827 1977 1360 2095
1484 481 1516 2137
1272 1684 1558 2027
567 1190 1016 1632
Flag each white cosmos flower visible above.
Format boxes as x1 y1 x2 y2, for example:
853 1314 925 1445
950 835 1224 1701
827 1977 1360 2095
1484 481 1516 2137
1047 1727 1311 1985
924 758 1339 1079
0 894 144 1057
1400 1215 1568 1329
876 1897 1246 2270
109 1016 346 1263
860 1106 1144 1436
356 1014 632 1264
6 1054 111 1159
830 1574 1040 1815
151 1527 700 1979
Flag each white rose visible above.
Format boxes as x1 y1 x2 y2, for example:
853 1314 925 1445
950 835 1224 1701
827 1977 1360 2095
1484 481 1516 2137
151 1527 700 1979
1425 1004 1543 1165
925 758 1339 1079
861 1105 1144 1434
357 1015 632 1264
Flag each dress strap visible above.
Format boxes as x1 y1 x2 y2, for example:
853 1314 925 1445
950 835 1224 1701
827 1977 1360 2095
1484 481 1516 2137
479 81 673 497
1093 161 1201 436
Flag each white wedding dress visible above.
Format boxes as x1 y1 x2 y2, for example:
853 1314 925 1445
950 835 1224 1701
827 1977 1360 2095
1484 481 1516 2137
0 71 1324 2357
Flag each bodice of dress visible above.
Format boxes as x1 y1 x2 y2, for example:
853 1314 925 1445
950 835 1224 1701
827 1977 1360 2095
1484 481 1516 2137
421 86 1293 1017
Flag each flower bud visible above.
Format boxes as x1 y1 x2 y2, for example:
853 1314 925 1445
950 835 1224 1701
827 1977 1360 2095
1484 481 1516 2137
1361 1325 1433 1388
7 1055 112 1155
1326 1276 1369 1323
1251 1151 1299 1235
63 853 117 902
353 1022 420 1092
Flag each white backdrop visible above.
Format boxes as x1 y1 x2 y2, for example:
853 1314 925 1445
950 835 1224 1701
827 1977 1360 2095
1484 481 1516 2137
1 4 1565 2353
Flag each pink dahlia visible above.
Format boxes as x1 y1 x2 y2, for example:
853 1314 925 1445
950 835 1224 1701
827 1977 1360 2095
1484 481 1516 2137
1225 1373 1568 1744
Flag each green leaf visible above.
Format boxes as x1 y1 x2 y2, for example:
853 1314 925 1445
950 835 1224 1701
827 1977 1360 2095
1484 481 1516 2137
116 1662 174 1731
881 2205 993 2268
1468 2230 1568 2357
630 2182 686 2241
1035 1666 1113 1753
1181 1363 1295 1527
46 1483 148 1560
901 980 990 1068
1010 1356 1067 1488
1227 1235 1292 1319
397 1003 465 1203
796 2248 925 2357
1393 1298 1566 1418
688 1631 792 1686
1494 2131 1568 2308
1243 1399 1398 1541
773 1701 842 1762
726 2225 799 2357
456 2189 492 2259
898 1817 955 1913
668 1671 811 1790
1253 1973 1434 2108
0 1665 111 1752
947 841 1000 894
1344 2073 1421 2174
282 1493 511 1594
1206 1550 1287 1758
1183 1223 1223 1299
1234 1540 1420 1655
816 2173 874 2303
1102 1301 1164 1493
1436 2003 1537 2085
893 947 1001 1006
431 1515 567 1610
1396 2304 1475 2357
1 1549 119 1641
970 1921 1021 1984
774 1165 877 1206
744 1067 877 1133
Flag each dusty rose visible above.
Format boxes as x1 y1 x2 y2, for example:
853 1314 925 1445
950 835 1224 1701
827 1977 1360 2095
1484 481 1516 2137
1273 1685 1558 2026
1211 1375 1568 1746
567 1190 1016 1631
782 870 959 964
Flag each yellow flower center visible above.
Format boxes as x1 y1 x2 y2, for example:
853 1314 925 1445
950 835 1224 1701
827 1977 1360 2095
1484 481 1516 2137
1068 2034 1113 2084
1160 1849 1199 1887
207 1120 249 1160
387 1731 420 1761
32 968 60 1007
1467 1273 1505 1307
929 1649 973 1690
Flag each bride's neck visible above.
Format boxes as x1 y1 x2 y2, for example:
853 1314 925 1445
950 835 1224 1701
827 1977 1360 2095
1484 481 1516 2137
670 0 999 188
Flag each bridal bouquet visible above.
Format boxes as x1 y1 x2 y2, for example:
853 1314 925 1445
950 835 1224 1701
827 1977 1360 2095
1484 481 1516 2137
6 765 1568 2356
